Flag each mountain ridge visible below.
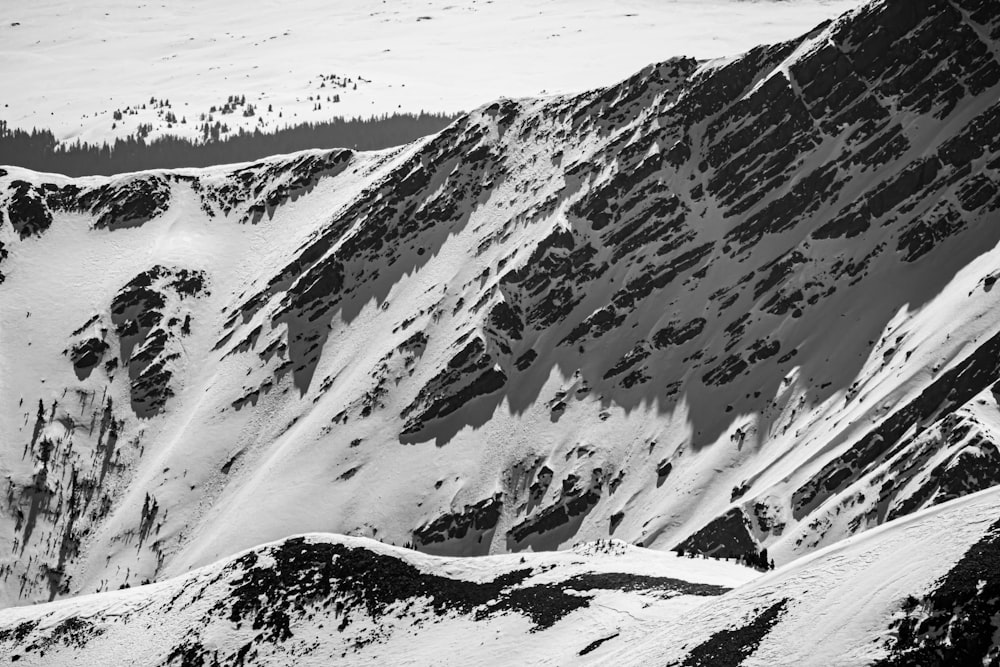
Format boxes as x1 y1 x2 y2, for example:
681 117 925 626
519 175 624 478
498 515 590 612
0 484 997 665
1 0 999 660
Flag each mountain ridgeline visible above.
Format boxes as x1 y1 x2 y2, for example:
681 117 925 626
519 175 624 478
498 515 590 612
1 0 999 662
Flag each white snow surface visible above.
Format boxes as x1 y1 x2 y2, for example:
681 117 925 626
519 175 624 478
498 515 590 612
0 0 999 608
1 0 861 145
0 487 995 666
0 0 999 662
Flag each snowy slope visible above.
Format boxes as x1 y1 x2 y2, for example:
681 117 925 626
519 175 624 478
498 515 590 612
0 0 862 146
0 537 753 665
1 3 999 661
612 485 1000 666
0 486 997 665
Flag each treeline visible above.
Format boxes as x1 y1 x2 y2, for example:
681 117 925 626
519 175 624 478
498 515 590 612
675 545 776 571
0 112 460 177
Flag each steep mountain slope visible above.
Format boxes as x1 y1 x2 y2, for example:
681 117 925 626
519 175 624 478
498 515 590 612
1 0 999 634
0 486 997 665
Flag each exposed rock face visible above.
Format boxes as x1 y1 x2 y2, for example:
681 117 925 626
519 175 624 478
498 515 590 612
674 508 759 559
4 175 172 233
68 176 173 230
413 494 503 550
788 331 1000 537
874 514 1000 666
507 470 606 550
0 0 999 616
677 599 789 667
401 338 507 438
5 180 52 239
191 148 354 224
69 337 110 380
110 266 206 417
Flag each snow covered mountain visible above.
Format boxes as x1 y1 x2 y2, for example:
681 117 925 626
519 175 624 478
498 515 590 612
1 0 1000 662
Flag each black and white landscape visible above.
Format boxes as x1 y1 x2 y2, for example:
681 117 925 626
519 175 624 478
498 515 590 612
1 0 999 664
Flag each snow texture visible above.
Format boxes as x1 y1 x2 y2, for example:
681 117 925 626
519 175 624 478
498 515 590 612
1 0 1000 663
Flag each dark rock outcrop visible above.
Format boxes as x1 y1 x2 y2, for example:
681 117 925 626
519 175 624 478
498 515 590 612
413 494 503 549
110 266 207 417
